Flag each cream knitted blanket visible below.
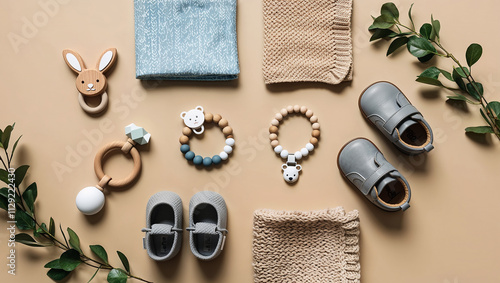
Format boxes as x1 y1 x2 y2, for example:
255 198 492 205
253 208 360 283
263 0 353 85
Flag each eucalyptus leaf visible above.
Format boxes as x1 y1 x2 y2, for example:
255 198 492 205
487 101 500 118
88 266 101 283
455 67 470 78
438 69 453 81
107 268 128 283
90 245 109 264
430 15 440 40
419 67 441 79
420 23 432 40
465 126 494 134
15 233 47 247
15 209 35 230
47 268 70 281
1 125 13 150
386 37 408 56
389 32 412 38
418 53 434 63
0 169 8 185
67 228 82 253
22 182 37 212
44 259 62 269
14 165 29 187
407 36 437 58
10 135 22 159
117 251 130 273
452 69 466 91
381 2 399 20
466 43 482 67
370 14 395 30
408 3 415 29
416 76 443 87
466 82 483 100
59 249 82 272
447 94 474 104
370 29 397 42
49 217 55 236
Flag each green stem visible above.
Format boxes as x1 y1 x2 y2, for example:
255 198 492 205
0 155 7 171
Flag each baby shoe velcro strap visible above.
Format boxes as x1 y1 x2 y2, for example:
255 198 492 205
187 222 227 235
361 163 397 196
142 224 181 236
384 104 420 134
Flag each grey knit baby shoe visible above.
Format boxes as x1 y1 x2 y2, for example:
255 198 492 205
187 191 228 260
337 138 411 212
142 191 183 261
359 81 434 155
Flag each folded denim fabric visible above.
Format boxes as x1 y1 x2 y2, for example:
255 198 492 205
134 0 240 81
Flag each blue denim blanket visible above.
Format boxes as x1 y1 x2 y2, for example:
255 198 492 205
134 0 240 81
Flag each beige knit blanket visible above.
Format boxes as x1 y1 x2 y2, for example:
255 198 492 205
263 0 353 85
253 208 360 283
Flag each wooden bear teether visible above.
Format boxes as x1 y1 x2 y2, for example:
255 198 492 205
63 48 117 114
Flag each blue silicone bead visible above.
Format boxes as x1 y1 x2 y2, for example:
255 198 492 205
180 144 190 153
203 157 213 167
212 155 222 165
185 151 195 161
193 155 203 165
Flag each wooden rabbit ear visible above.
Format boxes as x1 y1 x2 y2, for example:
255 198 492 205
63 49 86 73
97 48 117 73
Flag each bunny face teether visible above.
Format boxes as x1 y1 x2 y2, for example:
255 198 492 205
63 48 117 114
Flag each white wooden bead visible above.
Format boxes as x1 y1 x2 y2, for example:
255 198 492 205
305 110 313 118
300 106 307 114
271 119 280 126
226 138 235 146
275 113 283 121
274 145 283 154
312 123 320 130
220 151 229 160
286 105 294 113
306 143 314 151
310 115 318 123
293 105 300 112
301 148 309 156
294 151 303 160
224 145 233 154
280 149 289 158
280 108 288 116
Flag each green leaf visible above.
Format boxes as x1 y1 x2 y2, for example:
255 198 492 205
466 43 482 67
386 37 408 56
0 169 8 185
1 125 13 150
47 268 70 281
67 228 82 253
369 14 395 30
14 165 29 187
418 53 434 63
107 268 128 283
430 15 440 40
381 2 399 20
407 36 437 58
90 245 109 264
44 259 62 269
59 249 82 271
419 67 441 79
88 266 101 283
22 182 37 212
446 94 475 104
10 135 22 159
453 69 466 91
15 233 50 247
455 67 470 78
466 82 483 100
370 29 397 41
408 3 415 29
49 217 55 236
419 23 432 40
117 251 130 273
0 195 7 211
487 101 500 118
465 126 494 134
389 32 412 38
416 76 443 87
15 209 35 230
438 69 453 81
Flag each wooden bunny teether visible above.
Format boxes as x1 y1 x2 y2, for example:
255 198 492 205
63 48 117 114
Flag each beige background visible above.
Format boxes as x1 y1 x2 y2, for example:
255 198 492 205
1 0 500 282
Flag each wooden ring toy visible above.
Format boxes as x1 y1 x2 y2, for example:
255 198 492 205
269 105 320 183
63 48 117 114
179 106 235 167
76 123 151 215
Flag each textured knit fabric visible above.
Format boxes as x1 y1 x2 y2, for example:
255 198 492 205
253 207 360 283
263 0 353 85
134 0 240 81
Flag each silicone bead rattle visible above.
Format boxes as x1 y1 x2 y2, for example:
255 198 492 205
62 48 117 114
179 106 234 168
269 105 320 183
75 123 150 215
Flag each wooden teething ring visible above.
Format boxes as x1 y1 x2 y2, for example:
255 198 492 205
78 91 109 114
93 139 141 188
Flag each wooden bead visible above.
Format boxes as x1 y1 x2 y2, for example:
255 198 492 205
271 140 279 147
269 133 278 141
179 135 189 144
222 126 233 135
205 113 213 123
312 123 320 130
310 137 319 145
280 108 288 116
300 106 308 114
305 109 313 118
312 130 320 138
218 118 229 128
271 119 280 126
310 115 318 123
286 105 294 113
226 134 234 139
275 113 283 121
213 114 222 123
182 127 192 136
293 105 300 112
269 126 279 133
